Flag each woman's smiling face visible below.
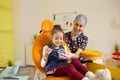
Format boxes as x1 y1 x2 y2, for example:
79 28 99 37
73 20 85 35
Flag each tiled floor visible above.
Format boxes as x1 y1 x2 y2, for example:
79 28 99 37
18 65 46 80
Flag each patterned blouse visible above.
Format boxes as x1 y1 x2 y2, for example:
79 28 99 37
64 32 88 53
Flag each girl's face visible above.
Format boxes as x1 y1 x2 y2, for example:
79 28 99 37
73 20 85 35
51 32 63 47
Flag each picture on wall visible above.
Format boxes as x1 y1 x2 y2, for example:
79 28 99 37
53 12 77 32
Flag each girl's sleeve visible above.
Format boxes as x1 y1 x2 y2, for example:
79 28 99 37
41 45 48 68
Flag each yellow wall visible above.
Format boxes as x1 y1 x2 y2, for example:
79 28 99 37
0 0 14 66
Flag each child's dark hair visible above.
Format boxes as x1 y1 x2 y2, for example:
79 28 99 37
51 24 64 36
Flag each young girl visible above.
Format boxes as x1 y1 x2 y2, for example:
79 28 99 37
41 25 111 80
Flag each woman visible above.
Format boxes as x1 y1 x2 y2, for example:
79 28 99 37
64 14 92 63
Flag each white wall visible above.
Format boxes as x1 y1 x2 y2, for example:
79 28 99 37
12 0 120 65
12 0 23 64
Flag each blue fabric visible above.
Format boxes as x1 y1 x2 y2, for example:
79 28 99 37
45 44 68 72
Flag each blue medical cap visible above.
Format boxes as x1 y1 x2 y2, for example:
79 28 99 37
74 14 87 26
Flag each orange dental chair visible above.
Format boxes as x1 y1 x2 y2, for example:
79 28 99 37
32 19 70 80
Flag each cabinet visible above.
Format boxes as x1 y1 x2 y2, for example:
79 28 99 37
25 44 34 65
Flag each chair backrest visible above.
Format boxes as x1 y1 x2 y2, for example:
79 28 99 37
32 19 70 73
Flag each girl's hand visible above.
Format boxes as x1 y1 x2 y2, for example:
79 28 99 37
44 46 52 60
59 51 75 60
59 53 70 60
64 51 76 59
45 46 52 55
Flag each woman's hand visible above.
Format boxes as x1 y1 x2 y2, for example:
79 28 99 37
75 48 83 58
